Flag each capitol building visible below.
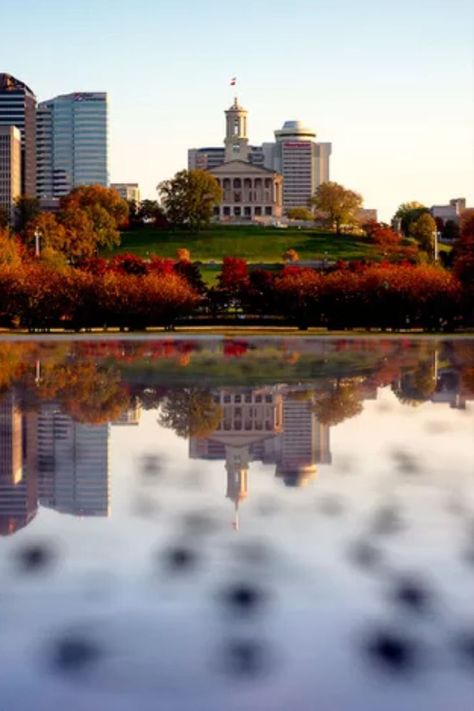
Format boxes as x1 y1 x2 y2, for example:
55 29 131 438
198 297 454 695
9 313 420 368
188 99 332 221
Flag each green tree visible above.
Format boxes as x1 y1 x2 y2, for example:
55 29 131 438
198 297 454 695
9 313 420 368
311 182 363 235
14 196 40 235
409 213 437 253
158 169 222 232
442 219 460 241
393 201 429 236
287 206 313 221
138 199 163 224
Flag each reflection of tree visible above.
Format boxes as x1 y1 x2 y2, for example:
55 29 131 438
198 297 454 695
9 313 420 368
393 363 437 406
159 388 222 439
36 361 130 424
0 343 35 393
313 379 363 426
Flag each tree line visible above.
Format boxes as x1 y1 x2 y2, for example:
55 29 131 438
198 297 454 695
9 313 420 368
1 340 472 429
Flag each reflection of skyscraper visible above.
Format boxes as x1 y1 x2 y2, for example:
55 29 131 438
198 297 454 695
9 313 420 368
37 404 110 517
0 393 37 536
276 393 331 487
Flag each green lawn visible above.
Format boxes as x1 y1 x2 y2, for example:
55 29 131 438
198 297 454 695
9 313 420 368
110 225 378 263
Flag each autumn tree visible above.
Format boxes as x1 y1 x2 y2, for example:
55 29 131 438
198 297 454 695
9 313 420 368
453 210 474 309
176 247 191 262
26 212 66 254
409 213 437 254
60 184 129 251
158 169 222 231
0 228 23 267
311 182 363 235
283 248 299 262
393 202 429 236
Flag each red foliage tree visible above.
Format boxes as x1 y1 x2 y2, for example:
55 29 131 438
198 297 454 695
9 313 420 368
218 257 249 291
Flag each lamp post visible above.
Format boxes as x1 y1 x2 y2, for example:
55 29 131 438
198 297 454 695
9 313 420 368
34 227 41 258
433 229 439 262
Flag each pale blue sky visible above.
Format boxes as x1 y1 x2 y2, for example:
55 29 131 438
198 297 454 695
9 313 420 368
2 0 473 219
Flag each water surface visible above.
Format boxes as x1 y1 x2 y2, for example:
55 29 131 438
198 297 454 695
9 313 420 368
1 337 473 710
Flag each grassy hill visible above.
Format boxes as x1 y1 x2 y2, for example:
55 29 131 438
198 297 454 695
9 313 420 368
111 225 378 263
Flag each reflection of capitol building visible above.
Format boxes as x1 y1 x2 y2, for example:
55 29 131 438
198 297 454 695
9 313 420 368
0 395 111 535
190 386 331 526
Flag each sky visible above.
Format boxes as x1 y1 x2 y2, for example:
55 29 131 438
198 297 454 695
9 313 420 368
1 0 473 220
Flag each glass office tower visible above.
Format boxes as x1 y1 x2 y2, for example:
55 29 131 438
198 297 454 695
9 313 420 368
37 92 108 198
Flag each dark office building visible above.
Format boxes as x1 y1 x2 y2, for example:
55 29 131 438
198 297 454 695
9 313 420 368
0 73 37 196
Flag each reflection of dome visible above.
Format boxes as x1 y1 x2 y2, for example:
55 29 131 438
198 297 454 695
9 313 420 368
276 464 317 488
275 120 316 141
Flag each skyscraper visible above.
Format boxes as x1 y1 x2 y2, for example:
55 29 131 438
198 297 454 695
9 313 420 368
0 126 21 222
263 121 332 209
37 92 108 198
0 73 37 197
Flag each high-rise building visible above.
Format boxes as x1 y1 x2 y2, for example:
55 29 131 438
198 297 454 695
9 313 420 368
0 126 21 222
37 404 110 517
37 92 108 198
110 183 141 205
263 121 332 209
0 73 37 197
188 102 331 213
